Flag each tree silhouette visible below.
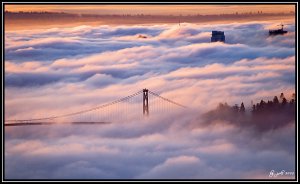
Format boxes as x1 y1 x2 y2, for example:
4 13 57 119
282 97 287 107
280 92 285 102
232 104 239 113
203 92 295 132
266 100 274 111
240 102 245 113
273 96 279 105
252 104 256 113
256 100 266 113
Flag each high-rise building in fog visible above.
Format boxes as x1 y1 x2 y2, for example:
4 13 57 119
211 31 225 42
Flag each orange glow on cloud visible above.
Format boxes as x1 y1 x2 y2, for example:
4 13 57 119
5 4 295 15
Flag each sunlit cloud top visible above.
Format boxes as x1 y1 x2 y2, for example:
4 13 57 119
4 4 296 179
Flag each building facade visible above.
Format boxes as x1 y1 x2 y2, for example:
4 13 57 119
211 31 225 42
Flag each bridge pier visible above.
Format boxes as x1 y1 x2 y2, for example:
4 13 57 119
143 89 149 116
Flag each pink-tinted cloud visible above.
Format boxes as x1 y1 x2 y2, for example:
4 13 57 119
4 17 295 179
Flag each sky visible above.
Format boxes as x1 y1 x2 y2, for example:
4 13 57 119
4 6 296 180
5 4 295 15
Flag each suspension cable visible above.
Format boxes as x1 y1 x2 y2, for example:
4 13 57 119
5 90 143 122
148 90 187 108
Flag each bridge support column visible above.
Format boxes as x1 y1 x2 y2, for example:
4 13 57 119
143 89 149 116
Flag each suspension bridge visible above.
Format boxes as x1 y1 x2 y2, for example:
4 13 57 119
5 89 186 126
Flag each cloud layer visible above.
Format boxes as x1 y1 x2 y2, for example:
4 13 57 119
5 19 296 179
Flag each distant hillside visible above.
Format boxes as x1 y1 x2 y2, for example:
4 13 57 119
5 11 294 21
5 11 295 31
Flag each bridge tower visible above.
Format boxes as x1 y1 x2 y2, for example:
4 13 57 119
143 89 149 116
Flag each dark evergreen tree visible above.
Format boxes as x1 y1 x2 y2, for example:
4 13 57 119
252 104 256 113
240 102 245 113
273 96 279 105
208 92 296 132
280 93 285 102
233 104 239 113
282 97 287 107
259 100 266 110
266 100 274 111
